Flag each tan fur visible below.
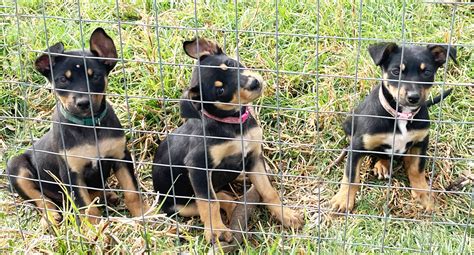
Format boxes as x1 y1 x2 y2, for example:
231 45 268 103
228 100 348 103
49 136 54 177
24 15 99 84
402 147 434 211
420 86 431 102
87 68 94 76
400 63 405 71
216 191 237 220
92 94 104 107
248 151 303 228
219 63 228 70
209 127 262 166
373 159 390 179
382 72 389 87
420 63 426 70
214 81 223 87
60 137 126 171
65 70 72 79
330 160 362 212
16 168 59 219
114 166 149 217
362 129 428 151
176 203 200 217
196 200 233 242
57 94 74 109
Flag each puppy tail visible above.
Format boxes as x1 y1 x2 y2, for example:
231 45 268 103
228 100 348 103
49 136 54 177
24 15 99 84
426 88 453 107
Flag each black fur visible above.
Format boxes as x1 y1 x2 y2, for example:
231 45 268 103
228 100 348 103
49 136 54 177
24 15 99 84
7 28 146 224
152 38 264 214
331 42 456 212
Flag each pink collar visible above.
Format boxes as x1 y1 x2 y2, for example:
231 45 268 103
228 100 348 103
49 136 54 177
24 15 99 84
202 107 250 124
379 86 420 120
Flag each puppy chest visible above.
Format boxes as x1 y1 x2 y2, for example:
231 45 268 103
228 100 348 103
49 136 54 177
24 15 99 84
363 128 428 154
209 127 262 167
60 137 126 172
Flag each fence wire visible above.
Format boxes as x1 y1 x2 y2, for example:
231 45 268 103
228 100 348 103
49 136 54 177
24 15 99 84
0 0 473 254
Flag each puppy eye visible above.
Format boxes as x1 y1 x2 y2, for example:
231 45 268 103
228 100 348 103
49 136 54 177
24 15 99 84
391 68 400 76
423 69 433 76
92 74 101 81
216 87 225 96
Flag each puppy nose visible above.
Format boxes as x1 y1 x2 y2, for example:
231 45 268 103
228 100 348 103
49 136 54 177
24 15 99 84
407 93 421 104
247 79 260 91
76 98 90 110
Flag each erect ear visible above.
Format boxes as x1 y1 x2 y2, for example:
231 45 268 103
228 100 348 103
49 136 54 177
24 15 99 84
34 42 64 77
368 42 398 66
90 27 118 72
183 38 223 59
427 45 457 67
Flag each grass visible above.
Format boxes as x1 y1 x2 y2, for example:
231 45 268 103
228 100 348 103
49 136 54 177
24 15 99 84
1 0 473 253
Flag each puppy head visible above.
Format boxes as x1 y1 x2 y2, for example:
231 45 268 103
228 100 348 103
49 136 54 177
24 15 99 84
182 38 264 113
35 28 117 117
369 42 456 108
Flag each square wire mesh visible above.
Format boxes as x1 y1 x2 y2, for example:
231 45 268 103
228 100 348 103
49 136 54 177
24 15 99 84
0 0 472 253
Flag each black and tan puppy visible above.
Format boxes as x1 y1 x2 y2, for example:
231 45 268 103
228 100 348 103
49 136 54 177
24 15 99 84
7 28 149 227
330 43 456 213
152 38 303 243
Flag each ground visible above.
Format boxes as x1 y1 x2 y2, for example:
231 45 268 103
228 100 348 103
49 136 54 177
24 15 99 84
0 0 473 253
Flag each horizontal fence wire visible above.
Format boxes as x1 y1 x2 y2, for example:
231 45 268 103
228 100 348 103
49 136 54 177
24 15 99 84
0 0 472 254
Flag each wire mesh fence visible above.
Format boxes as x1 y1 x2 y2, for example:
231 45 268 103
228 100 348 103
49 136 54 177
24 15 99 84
0 0 472 253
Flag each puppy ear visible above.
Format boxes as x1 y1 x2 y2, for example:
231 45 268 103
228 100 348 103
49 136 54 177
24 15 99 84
368 42 398 66
183 38 223 59
90 27 118 71
35 42 64 77
427 45 457 67
180 85 202 119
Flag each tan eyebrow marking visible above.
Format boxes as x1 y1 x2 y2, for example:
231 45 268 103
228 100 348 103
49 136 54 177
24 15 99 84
214 81 223 87
87 68 94 76
219 63 228 70
65 70 72 78
420 63 426 70
400 63 406 71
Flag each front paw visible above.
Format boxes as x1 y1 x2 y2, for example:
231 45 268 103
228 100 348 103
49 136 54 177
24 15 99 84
373 160 390 180
330 190 356 213
40 211 62 229
204 225 233 243
411 190 434 212
85 207 101 224
270 207 304 229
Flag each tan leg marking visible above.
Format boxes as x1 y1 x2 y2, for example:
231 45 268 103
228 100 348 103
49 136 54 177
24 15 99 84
403 147 434 212
216 191 237 221
196 200 233 243
249 156 303 229
176 203 200 217
373 159 390 179
16 168 61 228
73 175 101 224
88 190 120 206
114 167 149 217
330 160 362 213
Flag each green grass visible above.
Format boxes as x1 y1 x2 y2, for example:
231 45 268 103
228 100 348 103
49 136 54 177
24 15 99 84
1 0 473 253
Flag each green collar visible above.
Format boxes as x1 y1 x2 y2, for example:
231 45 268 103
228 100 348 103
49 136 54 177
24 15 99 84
59 103 108 126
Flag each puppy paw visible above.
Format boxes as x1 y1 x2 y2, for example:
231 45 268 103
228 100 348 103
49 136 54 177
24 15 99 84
330 191 355 213
204 225 233 243
411 190 434 212
105 191 120 206
85 207 101 224
373 160 390 180
271 207 304 229
40 211 62 229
